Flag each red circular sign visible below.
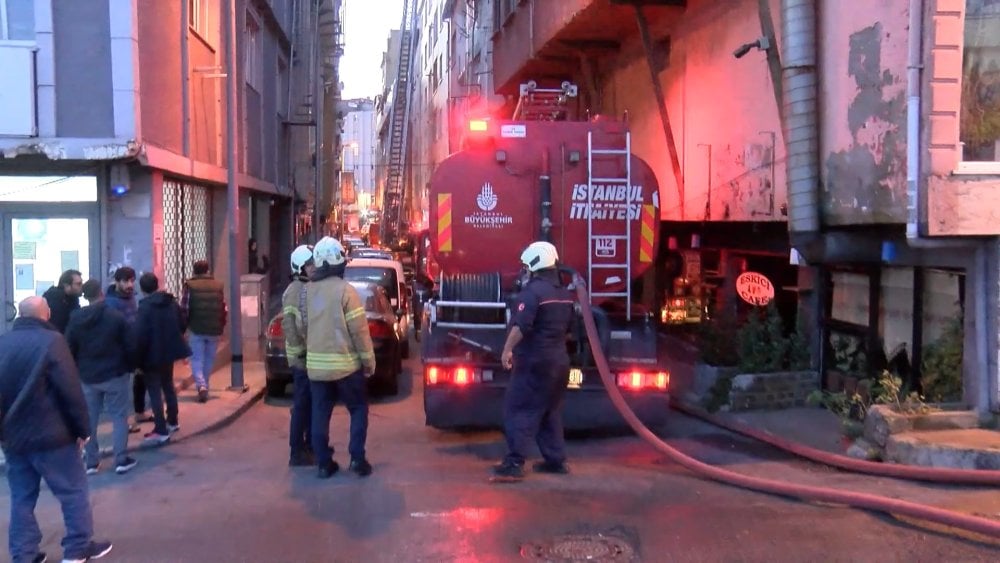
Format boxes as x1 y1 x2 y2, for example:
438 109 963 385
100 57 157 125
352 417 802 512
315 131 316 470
736 272 775 306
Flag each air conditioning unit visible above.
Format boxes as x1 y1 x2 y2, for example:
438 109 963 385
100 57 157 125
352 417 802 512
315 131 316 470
0 44 38 137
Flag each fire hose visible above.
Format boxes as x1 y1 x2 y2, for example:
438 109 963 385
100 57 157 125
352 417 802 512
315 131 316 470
670 400 1000 486
572 277 1000 540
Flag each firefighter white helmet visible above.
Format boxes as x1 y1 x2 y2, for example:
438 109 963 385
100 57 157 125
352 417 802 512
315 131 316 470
289 244 314 275
520 241 559 272
313 236 346 268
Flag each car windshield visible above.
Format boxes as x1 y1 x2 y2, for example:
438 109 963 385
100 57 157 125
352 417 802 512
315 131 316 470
345 266 398 300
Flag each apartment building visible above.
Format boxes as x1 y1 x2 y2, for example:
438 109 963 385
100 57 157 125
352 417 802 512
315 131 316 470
0 0 342 338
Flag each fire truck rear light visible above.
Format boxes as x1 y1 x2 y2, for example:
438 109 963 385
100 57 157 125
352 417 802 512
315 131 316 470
426 366 442 385
630 371 643 390
468 119 488 132
454 367 471 385
617 370 670 391
655 371 669 390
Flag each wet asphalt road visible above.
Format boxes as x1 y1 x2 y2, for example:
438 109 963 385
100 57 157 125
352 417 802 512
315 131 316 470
2 352 998 562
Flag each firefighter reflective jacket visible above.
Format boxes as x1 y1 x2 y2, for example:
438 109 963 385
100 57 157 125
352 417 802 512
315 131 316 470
281 277 308 369
304 273 375 381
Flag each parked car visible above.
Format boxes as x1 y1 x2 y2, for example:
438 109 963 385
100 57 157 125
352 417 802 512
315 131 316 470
350 247 393 260
344 257 411 358
342 234 365 252
264 282 403 397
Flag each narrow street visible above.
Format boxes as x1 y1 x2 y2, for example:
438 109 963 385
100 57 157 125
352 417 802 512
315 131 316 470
2 349 996 562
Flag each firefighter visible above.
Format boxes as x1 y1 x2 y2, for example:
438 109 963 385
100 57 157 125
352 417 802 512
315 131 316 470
493 241 575 481
305 237 376 479
282 244 315 466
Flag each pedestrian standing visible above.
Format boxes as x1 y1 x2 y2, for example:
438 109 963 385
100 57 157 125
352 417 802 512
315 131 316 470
305 237 376 479
65 280 139 476
135 273 191 445
42 269 83 333
104 266 149 431
0 296 113 563
283 245 316 466
492 242 575 482
180 260 227 403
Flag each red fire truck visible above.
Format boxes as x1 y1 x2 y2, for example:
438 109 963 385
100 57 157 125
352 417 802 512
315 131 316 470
419 84 669 430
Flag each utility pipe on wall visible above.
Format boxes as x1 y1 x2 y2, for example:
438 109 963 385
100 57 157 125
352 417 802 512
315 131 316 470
781 0 821 236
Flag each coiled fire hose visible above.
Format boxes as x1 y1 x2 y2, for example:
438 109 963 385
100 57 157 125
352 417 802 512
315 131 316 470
572 277 1000 540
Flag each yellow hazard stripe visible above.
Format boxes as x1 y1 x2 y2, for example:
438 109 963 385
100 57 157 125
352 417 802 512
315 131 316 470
640 205 655 262
345 307 366 321
438 193 452 252
286 345 304 357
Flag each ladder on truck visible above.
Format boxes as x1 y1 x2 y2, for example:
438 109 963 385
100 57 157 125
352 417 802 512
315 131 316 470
380 0 418 244
587 130 634 321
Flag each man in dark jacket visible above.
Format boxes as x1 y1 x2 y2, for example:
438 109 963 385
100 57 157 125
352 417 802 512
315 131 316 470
180 260 227 402
135 273 191 445
42 269 83 333
104 267 138 324
0 296 113 563
104 266 150 430
66 280 139 476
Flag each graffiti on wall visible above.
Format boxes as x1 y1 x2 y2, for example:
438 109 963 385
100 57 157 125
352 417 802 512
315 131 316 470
714 141 777 221
824 23 907 224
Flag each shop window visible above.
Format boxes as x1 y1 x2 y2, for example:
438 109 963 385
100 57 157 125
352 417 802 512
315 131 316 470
960 0 1000 163
879 268 914 368
830 272 869 325
0 176 97 202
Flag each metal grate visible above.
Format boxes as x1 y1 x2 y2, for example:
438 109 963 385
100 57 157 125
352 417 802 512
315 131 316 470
162 178 213 296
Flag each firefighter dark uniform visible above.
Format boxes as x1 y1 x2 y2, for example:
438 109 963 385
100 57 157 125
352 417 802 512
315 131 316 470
501 270 575 471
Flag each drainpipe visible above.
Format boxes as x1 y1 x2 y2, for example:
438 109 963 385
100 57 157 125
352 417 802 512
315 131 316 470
781 0 821 249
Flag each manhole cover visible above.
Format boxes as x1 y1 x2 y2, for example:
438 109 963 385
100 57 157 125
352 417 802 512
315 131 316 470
521 534 637 562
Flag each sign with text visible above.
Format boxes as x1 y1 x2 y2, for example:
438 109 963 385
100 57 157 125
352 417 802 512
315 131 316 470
736 271 775 306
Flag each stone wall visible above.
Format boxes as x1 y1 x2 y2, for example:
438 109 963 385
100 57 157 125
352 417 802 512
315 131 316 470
729 371 820 411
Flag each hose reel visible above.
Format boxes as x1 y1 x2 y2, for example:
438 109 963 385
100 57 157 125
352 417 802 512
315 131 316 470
438 273 504 324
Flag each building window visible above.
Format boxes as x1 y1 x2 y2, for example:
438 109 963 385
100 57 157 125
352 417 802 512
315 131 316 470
188 0 213 44
277 57 288 118
960 0 1000 162
245 11 263 92
1 0 34 41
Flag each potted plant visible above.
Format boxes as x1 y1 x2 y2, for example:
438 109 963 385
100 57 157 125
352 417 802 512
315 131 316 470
719 304 819 412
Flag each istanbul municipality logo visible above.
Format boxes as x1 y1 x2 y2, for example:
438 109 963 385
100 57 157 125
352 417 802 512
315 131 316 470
476 182 498 211
465 182 512 229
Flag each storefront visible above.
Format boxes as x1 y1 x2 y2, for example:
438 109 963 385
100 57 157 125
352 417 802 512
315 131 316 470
0 175 101 333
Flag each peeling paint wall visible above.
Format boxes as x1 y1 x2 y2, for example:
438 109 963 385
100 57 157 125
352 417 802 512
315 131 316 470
603 0 787 223
820 3 909 225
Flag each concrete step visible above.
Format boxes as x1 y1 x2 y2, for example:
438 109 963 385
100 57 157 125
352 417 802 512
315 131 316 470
885 429 1000 470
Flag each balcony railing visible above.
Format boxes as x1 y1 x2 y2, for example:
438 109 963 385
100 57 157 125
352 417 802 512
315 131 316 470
0 43 37 137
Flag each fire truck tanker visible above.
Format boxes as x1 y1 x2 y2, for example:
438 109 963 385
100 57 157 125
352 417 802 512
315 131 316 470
420 114 669 430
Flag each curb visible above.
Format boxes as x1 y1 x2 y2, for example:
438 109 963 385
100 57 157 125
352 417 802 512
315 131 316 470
0 386 265 473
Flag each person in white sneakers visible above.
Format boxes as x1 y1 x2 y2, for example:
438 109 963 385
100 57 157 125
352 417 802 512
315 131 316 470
65 280 139 475
135 273 191 445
